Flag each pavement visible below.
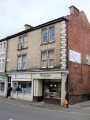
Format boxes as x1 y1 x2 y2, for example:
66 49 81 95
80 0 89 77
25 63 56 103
68 100 90 114
0 97 90 120
0 96 64 111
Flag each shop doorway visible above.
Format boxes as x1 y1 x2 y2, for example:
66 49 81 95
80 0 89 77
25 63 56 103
8 76 11 87
7 76 12 97
43 79 61 104
33 79 61 104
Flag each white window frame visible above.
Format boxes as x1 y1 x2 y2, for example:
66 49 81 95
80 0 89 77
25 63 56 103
42 28 48 43
18 34 28 49
17 55 27 70
41 26 55 44
48 49 54 68
41 51 47 68
49 26 55 42
41 49 54 68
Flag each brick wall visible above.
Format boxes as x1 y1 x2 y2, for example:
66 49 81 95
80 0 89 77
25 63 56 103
67 9 90 103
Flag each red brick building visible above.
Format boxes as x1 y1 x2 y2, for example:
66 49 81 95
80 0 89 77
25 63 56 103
67 6 90 103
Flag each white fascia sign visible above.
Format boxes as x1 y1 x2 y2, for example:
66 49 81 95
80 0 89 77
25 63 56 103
69 50 81 64
0 75 7 81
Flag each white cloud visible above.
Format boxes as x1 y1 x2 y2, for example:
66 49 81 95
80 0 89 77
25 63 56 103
0 0 90 39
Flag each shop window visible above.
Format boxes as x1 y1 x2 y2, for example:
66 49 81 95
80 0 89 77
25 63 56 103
44 80 61 99
0 82 4 92
13 81 32 94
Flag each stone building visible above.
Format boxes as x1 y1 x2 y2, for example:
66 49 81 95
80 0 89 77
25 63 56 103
0 40 8 96
0 5 90 105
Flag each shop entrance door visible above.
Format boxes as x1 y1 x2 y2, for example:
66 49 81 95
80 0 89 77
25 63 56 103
43 79 61 104
7 76 12 97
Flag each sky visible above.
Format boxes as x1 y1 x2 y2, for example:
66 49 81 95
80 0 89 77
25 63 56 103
0 0 90 39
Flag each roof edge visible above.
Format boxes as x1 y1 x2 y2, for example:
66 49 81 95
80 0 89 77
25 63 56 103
0 17 68 42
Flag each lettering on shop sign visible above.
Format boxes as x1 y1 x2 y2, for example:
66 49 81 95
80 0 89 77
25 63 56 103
12 74 31 79
40 73 51 78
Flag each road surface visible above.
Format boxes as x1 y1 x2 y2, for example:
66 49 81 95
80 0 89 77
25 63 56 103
0 97 90 120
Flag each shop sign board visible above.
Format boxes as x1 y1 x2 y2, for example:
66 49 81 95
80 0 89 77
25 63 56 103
12 74 31 81
69 50 81 63
0 75 7 81
40 72 61 79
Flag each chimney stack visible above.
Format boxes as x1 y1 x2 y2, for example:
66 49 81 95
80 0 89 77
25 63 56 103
69 5 80 15
24 24 33 30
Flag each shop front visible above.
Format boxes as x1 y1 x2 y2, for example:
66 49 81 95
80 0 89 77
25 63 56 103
33 70 68 105
0 75 8 96
10 72 33 101
43 79 61 104
9 70 68 105
33 79 61 104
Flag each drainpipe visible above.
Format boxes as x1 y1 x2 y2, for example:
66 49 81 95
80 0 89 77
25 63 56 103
65 18 69 104
4 40 9 96
5 40 8 85
5 40 8 73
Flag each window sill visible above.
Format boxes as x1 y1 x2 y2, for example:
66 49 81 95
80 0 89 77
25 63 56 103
40 41 55 46
40 66 54 69
48 66 54 68
17 47 28 51
40 67 47 69
16 69 28 71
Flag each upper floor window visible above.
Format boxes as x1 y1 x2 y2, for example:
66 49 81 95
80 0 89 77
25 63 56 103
49 26 55 42
42 28 48 43
18 34 28 50
41 51 47 68
0 58 5 72
0 42 6 49
3 42 6 48
17 55 27 70
0 43 2 49
42 26 55 43
41 49 54 68
48 49 54 68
